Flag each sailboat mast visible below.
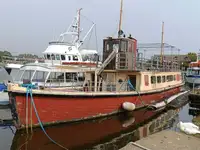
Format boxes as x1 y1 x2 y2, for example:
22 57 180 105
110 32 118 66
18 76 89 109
160 21 164 64
118 0 123 37
77 8 82 41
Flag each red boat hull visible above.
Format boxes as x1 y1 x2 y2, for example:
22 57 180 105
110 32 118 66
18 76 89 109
9 86 181 128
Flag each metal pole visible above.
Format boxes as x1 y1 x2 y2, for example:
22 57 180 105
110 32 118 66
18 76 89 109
118 0 123 37
178 49 180 70
171 46 173 71
193 79 195 93
160 22 164 64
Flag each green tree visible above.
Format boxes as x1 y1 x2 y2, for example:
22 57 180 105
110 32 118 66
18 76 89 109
187 52 197 62
3 51 12 57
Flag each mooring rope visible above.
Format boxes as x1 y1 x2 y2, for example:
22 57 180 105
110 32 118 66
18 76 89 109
25 84 68 150
25 87 29 134
30 88 33 133
127 79 145 106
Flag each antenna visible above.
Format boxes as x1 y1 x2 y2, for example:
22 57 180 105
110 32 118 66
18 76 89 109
118 0 124 37
160 21 164 64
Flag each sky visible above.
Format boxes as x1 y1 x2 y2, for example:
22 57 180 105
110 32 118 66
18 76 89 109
0 0 200 56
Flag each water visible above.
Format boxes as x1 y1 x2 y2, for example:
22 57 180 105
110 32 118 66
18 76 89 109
0 101 197 150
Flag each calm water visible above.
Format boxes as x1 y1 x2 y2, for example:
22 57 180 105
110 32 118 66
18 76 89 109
0 101 197 150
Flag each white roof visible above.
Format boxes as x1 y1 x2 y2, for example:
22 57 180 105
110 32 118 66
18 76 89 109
43 44 81 55
80 49 98 55
5 63 23 69
19 63 96 72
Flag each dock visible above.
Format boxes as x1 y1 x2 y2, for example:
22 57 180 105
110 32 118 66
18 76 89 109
120 130 200 150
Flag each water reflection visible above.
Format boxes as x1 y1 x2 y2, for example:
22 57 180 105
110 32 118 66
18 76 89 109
189 97 200 117
10 107 181 150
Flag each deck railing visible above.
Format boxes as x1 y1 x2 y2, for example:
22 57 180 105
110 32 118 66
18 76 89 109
41 79 136 93
113 52 181 72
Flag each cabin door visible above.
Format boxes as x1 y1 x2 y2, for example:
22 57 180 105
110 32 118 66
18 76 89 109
128 75 136 89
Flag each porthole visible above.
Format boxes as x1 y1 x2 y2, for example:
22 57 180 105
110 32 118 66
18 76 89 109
118 79 123 84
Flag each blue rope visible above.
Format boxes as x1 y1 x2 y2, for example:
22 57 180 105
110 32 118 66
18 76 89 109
26 85 68 150
128 79 134 90
127 79 145 105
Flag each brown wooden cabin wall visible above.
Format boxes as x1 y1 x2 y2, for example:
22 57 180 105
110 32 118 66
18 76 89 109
102 37 137 71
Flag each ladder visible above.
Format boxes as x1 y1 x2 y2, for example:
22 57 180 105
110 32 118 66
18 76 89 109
96 46 118 75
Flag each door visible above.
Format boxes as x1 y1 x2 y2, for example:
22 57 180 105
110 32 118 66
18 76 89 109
128 75 136 90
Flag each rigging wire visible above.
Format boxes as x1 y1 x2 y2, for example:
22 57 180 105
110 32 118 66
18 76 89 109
94 25 99 53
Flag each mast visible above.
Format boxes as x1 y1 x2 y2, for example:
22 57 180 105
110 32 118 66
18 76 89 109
77 8 82 41
160 21 164 64
118 0 123 37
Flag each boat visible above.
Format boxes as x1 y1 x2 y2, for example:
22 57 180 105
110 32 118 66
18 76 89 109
4 63 23 80
0 64 22 105
10 108 180 150
10 8 99 88
0 63 22 91
185 53 200 88
43 8 99 67
7 1 184 129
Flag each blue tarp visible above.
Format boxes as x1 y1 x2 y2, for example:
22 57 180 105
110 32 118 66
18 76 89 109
0 83 7 92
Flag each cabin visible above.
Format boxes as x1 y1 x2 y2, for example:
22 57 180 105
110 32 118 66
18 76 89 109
43 42 83 65
103 36 137 70
84 36 182 93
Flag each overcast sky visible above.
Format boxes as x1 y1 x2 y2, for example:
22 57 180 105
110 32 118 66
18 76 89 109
0 0 199 56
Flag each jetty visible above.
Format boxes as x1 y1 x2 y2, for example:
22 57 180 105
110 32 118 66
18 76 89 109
120 130 200 150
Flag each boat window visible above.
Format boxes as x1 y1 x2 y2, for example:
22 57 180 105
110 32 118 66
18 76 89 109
14 70 24 81
193 70 199 75
61 55 65 60
151 76 156 84
106 43 109 51
77 72 85 81
68 56 71 61
173 75 176 81
51 54 55 60
10 68 20 80
105 41 119 52
120 41 128 52
118 79 123 84
166 75 173 82
44 54 47 59
56 54 60 60
162 76 165 83
65 73 77 82
157 76 161 83
73 55 78 61
47 54 51 60
21 70 34 83
47 72 64 83
32 71 48 82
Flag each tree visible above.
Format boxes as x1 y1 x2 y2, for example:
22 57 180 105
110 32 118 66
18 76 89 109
187 52 197 62
3 51 12 57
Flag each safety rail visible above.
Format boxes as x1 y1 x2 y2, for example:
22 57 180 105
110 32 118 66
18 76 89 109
32 80 136 93
44 79 83 88
113 52 181 72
